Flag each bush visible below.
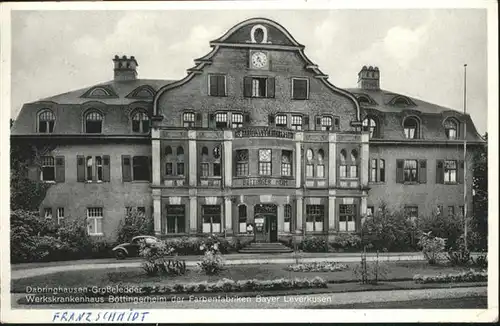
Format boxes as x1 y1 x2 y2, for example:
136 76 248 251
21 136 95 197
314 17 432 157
471 252 488 269
418 231 446 265
417 213 471 251
139 240 187 276
413 270 487 284
285 262 348 272
162 235 237 256
329 234 361 252
198 251 224 275
300 236 328 252
117 208 154 244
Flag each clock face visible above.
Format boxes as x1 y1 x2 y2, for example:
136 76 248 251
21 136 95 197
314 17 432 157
251 52 268 68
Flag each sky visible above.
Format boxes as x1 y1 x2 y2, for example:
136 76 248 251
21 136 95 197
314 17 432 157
11 8 488 134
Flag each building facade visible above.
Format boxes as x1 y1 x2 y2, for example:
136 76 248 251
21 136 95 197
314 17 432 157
11 18 485 242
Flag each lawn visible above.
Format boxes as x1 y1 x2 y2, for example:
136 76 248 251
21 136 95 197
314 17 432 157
12 260 472 293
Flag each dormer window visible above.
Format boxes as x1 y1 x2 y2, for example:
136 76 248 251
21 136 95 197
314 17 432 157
89 88 111 97
358 96 371 105
362 117 378 138
38 109 55 133
132 111 150 133
85 110 103 133
403 117 419 139
444 118 459 140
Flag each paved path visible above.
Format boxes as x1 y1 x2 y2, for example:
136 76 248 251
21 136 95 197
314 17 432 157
10 286 487 309
11 252 426 280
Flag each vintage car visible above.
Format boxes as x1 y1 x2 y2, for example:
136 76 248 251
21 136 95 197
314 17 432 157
112 235 160 259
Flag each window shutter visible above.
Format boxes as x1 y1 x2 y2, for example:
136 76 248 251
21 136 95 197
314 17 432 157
244 112 251 124
419 159 427 184
122 155 132 182
209 75 217 96
28 165 41 181
368 159 372 182
217 75 225 96
303 116 310 130
267 77 275 98
55 156 65 183
102 155 110 182
268 114 275 125
77 155 85 182
195 113 203 128
396 159 404 183
209 113 216 128
436 160 444 184
458 160 465 184
243 77 252 97
315 116 322 130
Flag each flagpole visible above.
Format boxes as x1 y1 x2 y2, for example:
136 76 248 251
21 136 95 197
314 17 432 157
463 64 468 252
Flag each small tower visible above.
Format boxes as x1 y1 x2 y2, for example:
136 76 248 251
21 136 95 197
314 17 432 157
112 55 138 81
357 66 380 90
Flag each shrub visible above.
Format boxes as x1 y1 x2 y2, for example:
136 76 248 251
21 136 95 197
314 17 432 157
329 234 361 252
413 270 488 284
285 262 348 272
300 236 328 252
471 252 488 269
198 251 224 275
139 239 187 276
418 231 446 265
116 208 154 244
417 213 471 251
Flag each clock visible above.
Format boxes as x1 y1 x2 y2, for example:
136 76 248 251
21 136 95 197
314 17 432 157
250 51 268 69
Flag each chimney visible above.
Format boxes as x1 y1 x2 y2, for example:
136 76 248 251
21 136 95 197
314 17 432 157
113 55 138 81
357 65 380 90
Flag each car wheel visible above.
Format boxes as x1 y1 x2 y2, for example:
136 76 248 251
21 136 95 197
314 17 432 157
115 250 126 260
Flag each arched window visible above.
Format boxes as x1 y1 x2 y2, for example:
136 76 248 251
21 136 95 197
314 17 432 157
358 96 371 105
85 110 103 133
201 147 209 160
339 149 348 179
444 118 459 140
316 149 325 178
351 149 358 162
176 146 185 176
89 88 110 97
200 146 209 177
393 97 411 107
350 149 359 178
132 111 150 133
165 146 173 176
403 117 419 139
306 149 314 177
238 204 247 233
213 145 222 177
362 117 378 138
281 150 292 176
38 109 55 133
340 149 347 163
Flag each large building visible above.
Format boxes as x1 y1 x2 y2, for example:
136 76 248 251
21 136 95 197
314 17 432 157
11 18 485 243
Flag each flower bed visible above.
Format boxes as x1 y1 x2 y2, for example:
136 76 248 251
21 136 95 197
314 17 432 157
413 269 487 284
88 277 327 296
285 262 348 272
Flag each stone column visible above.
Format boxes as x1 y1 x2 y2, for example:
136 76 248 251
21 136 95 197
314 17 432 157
328 133 337 187
188 130 197 187
151 128 161 186
360 133 369 187
224 196 232 235
189 194 197 234
328 190 336 232
295 132 303 188
223 130 233 188
153 189 162 236
277 203 284 233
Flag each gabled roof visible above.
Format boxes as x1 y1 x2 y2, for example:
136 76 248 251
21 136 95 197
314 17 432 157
32 79 177 105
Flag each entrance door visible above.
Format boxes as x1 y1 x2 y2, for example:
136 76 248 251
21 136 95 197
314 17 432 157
254 204 278 243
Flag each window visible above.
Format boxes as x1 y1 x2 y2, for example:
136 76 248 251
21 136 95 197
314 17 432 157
85 111 103 133
232 113 243 128
317 149 325 178
380 159 385 182
238 205 247 233
57 207 65 224
236 150 249 177
202 205 221 233
291 115 303 130
166 205 185 234
44 208 52 219
367 206 374 216
339 149 347 178
403 117 419 139
370 159 377 182
358 96 371 105
281 150 292 176
244 76 275 98
350 149 358 178
183 112 195 128
404 206 418 221
258 149 272 176
209 75 226 97
362 117 377 138
95 156 103 182
87 207 103 236
215 113 228 129
448 206 455 217
41 156 55 181
306 148 314 178
212 145 222 177
320 116 333 131
339 204 356 232
213 163 221 177
275 114 287 128
444 160 457 183
306 205 324 232
133 156 149 181
252 77 267 97
292 78 309 100
403 160 418 182
177 147 185 176
201 163 209 177
165 146 173 176
444 118 459 140
132 111 150 133
86 156 93 181
284 204 292 232
38 110 55 133
436 205 443 216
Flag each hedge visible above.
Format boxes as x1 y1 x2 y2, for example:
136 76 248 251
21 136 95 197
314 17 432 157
413 270 488 284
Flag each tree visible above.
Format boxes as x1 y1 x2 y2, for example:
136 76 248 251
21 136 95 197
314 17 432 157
472 132 488 249
116 208 154 243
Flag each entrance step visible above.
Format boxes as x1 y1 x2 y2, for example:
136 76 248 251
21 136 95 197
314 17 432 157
238 242 293 254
